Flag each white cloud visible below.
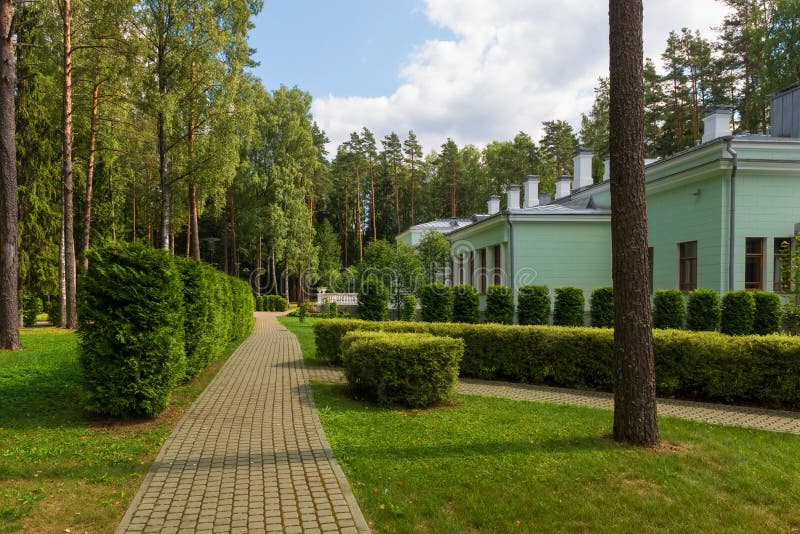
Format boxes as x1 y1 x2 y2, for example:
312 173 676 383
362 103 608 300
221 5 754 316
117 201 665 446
312 0 728 154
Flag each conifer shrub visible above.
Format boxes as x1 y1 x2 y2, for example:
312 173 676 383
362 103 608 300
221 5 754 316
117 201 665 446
78 242 186 417
357 277 389 321
420 283 453 322
553 287 585 326
720 291 755 335
653 289 685 329
687 289 721 331
590 287 614 328
517 285 550 325
400 294 417 321
452 284 479 323
228 276 255 339
752 291 782 335
21 293 42 327
485 285 514 324
341 331 463 408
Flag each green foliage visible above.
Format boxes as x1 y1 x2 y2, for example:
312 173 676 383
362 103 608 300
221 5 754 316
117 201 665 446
400 294 417 322
553 287 585 326
752 291 782 335
452 285 479 324
485 285 514 324
228 277 256 340
260 294 289 312
687 289 721 331
357 277 389 321
417 230 451 283
78 242 186 417
298 300 308 323
315 318 800 408
720 291 755 336
341 331 463 408
589 287 614 328
517 285 550 326
653 290 685 329
21 294 42 327
321 297 339 319
44 297 60 326
420 283 453 323
359 240 423 308
782 304 800 335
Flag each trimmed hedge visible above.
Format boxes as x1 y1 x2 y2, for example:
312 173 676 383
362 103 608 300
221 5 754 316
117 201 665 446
653 289 685 329
687 289 721 331
553 287 584 326
400 294 417 322
258 294 289 312
590 287 614 328
21 293 42 327
358 277 388 321
517 285 550 326
485 285 513 324
753 291 782 335
452 284 479 324
315 318 800 408
420 283 453 323
720 291 755 336
341 331 463 407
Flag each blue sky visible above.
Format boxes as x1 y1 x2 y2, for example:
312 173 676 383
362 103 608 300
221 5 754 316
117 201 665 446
248 0 729 153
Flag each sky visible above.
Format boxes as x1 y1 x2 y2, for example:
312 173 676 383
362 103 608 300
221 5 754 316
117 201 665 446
249 0 730 154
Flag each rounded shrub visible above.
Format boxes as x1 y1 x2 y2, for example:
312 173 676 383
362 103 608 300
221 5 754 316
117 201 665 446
553 287 585 326
452 285 479 324
341 331 464 408
517 285 550 325
653 289 685 329
400 294 417 321
752 291 782 335
21 293 42 327
357 277 389 321
686 289 720 331
420 283 453 322
590 287 614 328
485 285 514 324
78 242 186 417
720 290 755 335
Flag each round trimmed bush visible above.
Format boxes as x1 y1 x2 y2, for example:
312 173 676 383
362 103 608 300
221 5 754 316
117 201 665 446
553 287 585 326
590 287 614 328
341 331 464 407
653 289 685 329
752 291 782 335
358 277 389 321
452 285 479 323
720 290 755 335
420 283 453 322
78 242 186 418
21 293 42 327
517 285 550 325
686 289 720 331
485 285 514 324
400 294 417 321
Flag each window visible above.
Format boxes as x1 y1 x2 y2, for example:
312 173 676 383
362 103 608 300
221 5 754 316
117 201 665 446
480 249 487 294
468 251 475 287
678 241 697 291
648 247 654 294
745 238 765 290
493 245 502 286
774 237 792 292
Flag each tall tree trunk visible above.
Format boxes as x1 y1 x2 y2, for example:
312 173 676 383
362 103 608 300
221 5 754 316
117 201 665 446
370 162 377 241
355 166 363 261
343 174 349 266
62 0 77 329
222 220 229 274
609 0 659 447
0 0 20 348
146 168 152 243
131 176 137 242
270 251 277 295
394 167 400 233
158 109 170 251
256 233 262 296
59 220 66 327
187 60 200 260
410 159 416 226
109 164 115 241
185 195 191 257
228 186 238 276
82 71 100 272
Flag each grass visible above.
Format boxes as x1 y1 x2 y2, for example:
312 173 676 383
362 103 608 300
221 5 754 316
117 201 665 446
277 315 324 366
0 327 241 533
313 383 800 533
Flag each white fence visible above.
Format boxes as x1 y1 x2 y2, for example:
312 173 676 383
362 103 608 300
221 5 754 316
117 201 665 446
316 292 358 306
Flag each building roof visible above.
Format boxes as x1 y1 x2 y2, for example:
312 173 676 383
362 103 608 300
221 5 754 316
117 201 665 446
406 218 473 234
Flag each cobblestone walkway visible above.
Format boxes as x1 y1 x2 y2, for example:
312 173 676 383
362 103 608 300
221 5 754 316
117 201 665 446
117 313 370 534
307 367 800 435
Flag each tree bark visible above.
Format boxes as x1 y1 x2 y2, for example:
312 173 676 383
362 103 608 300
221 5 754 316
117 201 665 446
228 186 238 276
609 0 659 447
82 70 100 273
0 0 20 348
62 0 77 329
131 176 137 242
369 161 376 241
187 60 200 260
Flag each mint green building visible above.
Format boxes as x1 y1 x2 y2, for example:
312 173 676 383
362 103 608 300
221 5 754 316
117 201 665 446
407 85 800 317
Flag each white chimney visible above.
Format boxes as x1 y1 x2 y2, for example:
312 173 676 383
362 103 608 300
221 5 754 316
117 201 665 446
702 107 733 143
572 148 594 189
506 184 521 210
555 175 572 200
524 175 540 208
603 158 610 182
488 195 500 215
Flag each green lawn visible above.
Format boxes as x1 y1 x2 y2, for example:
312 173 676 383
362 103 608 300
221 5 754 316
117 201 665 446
0 327 240 533
277 316 324 366
313 383 800 533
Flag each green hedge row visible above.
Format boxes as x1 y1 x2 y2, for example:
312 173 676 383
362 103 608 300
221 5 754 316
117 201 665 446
256 294 289 312
314 318 800 409
79 242 255 417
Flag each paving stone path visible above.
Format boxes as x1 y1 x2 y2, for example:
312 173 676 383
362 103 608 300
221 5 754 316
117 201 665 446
307 368 800 435
117 313 370 534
